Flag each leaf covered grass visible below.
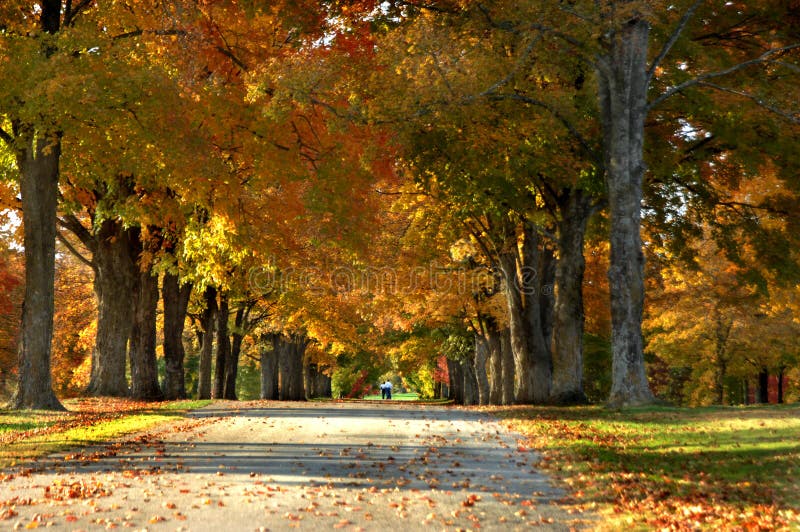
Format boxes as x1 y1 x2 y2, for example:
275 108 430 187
492 404 800 530
0 398 211 467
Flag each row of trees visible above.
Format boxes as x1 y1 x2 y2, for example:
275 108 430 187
1 1 798 409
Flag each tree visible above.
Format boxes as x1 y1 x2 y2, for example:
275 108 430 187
0 0 77 410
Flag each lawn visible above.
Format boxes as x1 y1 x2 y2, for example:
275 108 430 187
492 403 800 530
0 398 210 468
361 392 420 401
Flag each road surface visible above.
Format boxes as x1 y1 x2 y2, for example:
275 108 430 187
0 401 593 530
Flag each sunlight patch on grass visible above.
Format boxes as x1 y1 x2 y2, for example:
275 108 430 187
492 404 800 530
0 399 211 468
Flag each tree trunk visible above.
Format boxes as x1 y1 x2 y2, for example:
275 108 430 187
162 273 192 400
498 249 535 404
213 292 230 399
196 285 217 400
275 334 306 400
757 368 769 404
538 235 556 356
500 328 515 405
224 306 244 400
315 368 332 398
86 220 137 397
522 222 551 403
713 312 732 405
260 335 279 400
11 129 64 410
129 267 163 401
474 333 490 405
598 19 656 407
486 319 503 405
777 367 785 404
462 358 479 406
447 358 464 404
551 190 592 404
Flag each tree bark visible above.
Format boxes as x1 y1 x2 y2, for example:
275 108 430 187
447 358 464 404
162 273 192 400
129 266 162 401
551 190 592 404
598 19 656 407
224 306 244 400
474 333 490 405
500 328 515 405
11 129 64 410
461 358 479 406
485 319 503 405
538 235 556 358
498 248 535 403
196 286 217 400
213 292 230 399
757 368 769 404
315 367 332 398
521 222 551 403
275 334 306 400
86 220 137 397
260 335 279 400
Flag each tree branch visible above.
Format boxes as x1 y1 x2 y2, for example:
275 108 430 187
58 214 96 252
56 231 93 268
484 92 600 162
113 28 187 41
647 0 704 87
0 127 13 145
696 81 800 124
649 43 800 110
63 0 94 27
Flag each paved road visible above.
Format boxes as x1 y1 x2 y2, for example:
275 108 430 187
0 401 592 530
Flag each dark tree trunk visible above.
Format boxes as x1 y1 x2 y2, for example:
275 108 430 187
522 222 551 403
197 286 217 400
86 220 137 397
713 312 732 405
162 273 192 400
498 249 535 404
213 292 230 399
757 368 769 404
551 190 592 404
462 358 479 406
275 334 306 400
598 19 656 407
474 333 490 405
447 358 464 404
500 328 515 405
305 360 330 399
260 335 279 400
315 368 332 398
11 129 64 410
485 319 503 405
777 368 785 404
224 306 244 400
538 236 556 355
129 267 162 401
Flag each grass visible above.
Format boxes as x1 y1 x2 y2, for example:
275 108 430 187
0 398 211 468
357 392 451 404
491 403 800 530
361 392 420 401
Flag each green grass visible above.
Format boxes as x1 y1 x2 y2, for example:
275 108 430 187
0 399 211 467
362 392 420 401
493 403 800 530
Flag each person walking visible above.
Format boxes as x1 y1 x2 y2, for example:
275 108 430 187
383 380 393 400
380 382 387 400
